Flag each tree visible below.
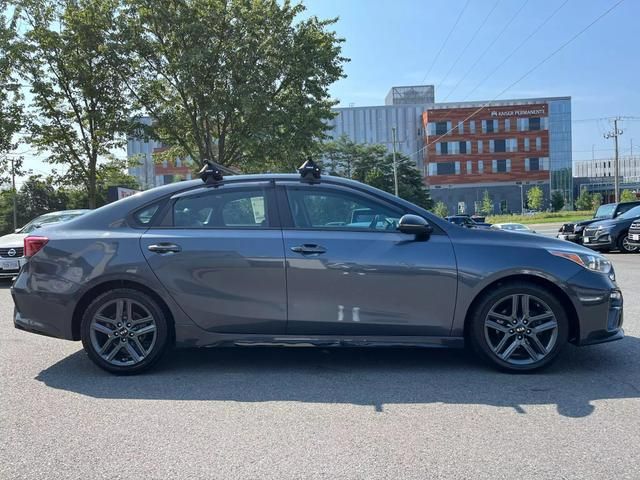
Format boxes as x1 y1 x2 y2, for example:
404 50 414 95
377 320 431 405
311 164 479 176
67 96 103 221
480 190 493 216
591 192 602 210
121 0 347 172
320 139 431 209
575 187 593 211
0 1 26 186
61 158 140 208
15 0 136 208
620 190 638 203
527 186 544 211
433 201 448 218
550 190 565 212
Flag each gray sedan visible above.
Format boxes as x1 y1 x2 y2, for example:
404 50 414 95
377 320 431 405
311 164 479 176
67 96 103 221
11 168 623 374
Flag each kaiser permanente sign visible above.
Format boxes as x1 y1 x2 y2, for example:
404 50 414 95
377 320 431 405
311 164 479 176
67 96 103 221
490 106 546 117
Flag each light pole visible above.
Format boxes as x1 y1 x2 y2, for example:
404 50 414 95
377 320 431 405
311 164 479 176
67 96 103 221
604 118 623 203
391 127 399 197
11 158 17 231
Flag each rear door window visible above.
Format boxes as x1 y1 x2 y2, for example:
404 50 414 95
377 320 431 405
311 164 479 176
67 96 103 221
172 188 270 228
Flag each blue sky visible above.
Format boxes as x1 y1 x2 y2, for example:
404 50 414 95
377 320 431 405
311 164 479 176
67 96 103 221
13 0 640 184
303 0 640 162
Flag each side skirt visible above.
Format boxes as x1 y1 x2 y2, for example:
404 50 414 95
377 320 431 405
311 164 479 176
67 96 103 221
175 325 464 349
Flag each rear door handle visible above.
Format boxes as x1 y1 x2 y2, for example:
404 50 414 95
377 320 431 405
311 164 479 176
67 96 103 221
290 244 327 255
148 243 182 254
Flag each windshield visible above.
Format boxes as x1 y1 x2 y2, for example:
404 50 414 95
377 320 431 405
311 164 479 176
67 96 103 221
20 211 87 234
618 205 640 220
594 204 616 219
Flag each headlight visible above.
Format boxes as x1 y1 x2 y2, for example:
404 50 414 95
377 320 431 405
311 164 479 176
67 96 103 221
548 250 612 273
574 225 584 232
597 225 613 232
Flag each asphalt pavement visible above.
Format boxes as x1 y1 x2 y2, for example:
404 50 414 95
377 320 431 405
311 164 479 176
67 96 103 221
1 253 640 479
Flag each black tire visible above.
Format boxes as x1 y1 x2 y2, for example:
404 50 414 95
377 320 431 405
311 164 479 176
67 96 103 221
81 288 169 374
468 282 569 372
617 232 639 254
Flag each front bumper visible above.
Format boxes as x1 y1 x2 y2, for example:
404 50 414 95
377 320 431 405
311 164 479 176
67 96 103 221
628 230 640 246
567 268 624 346
0 256 26 278
581 233 614 250
557 233 581 242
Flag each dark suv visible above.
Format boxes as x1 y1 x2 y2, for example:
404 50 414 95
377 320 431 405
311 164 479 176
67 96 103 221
627 219 640 248
581 204 640 253
558 201 640 243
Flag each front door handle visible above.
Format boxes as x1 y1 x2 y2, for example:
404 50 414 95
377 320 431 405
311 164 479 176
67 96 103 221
290 244 327 255
148 243 182 254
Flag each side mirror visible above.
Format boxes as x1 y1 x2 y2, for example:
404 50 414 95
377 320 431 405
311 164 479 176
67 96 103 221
398 214 433 238
15 228 21 234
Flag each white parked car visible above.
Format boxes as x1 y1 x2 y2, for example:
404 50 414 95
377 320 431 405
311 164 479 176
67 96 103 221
491 223 537 234
0 210 89 279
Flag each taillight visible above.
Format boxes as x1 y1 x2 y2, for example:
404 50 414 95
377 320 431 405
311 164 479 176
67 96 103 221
24 236 49 258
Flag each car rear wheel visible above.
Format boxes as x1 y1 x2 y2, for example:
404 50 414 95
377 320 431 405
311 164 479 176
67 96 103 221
468 283 568 372
81 288 169 374
618 233 639 253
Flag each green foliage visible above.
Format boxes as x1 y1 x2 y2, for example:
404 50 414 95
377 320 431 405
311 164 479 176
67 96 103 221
527 186 544 211
320 136 431 209
575 188 593 211
550 190 565 212
620 190 638 203
433 201 448 218
0 1 25 185
480 190 493 216
15 0 137 208
591 192 602 210
122 0 347 171
0 161 139 234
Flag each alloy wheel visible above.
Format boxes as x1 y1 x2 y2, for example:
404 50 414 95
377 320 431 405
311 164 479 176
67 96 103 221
89 298 157 367
621 235 639 253
484 294 558 365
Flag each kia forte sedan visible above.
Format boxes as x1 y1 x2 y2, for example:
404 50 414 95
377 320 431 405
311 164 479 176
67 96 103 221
11 168 623 374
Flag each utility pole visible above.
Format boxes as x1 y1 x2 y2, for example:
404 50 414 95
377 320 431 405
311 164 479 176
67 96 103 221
11 158 17 231
391 127 399 197
604 118 623 203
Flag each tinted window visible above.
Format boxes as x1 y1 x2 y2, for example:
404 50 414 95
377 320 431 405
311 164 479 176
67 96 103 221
494 139 506 152
133 204 161 226
619 205 640 220
173 188 268 228
594 204 615 219
617 202 640 215
287 187 402 231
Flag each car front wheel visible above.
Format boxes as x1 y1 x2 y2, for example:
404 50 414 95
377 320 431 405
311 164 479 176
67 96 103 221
469 283 568 372
618 233 639 253
80 288 169 374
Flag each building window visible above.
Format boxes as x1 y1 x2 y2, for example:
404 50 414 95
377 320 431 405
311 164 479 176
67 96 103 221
492 159 510 173
500 200 508 214
478 160 484 174
477 140 483 153
517 118 528 131
459 141 470 154
536 137 542 151
524 138 530 152
428 163 437 176
504 119 511 132
435 121 449 135
507 138 518 152
469 121 476 134
436 142 447 155
529 118 541 131
466 160 472 174
458 121 464 134
493 139 506 153
482 119 498 133
526 158 540 171
436 162 460 175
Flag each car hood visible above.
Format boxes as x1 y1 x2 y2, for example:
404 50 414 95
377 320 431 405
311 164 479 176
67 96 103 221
573 218 601 227
0 233 27 248
588 218 623 229
458 226 599 255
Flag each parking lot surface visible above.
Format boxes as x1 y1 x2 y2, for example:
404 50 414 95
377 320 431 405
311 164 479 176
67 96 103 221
1 253 639 480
